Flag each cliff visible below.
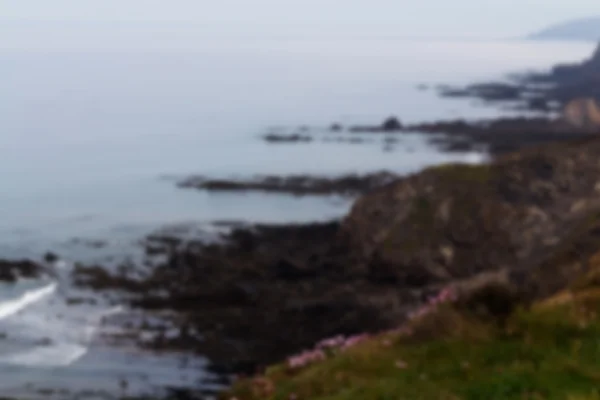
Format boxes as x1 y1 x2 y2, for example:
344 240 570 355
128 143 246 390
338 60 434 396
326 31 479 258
338 136 600 299
530 17 600 41
223 135 600 399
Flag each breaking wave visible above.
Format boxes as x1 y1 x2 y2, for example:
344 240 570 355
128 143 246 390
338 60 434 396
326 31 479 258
0 282 57 321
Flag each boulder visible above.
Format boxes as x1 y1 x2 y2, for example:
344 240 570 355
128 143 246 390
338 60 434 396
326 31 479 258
562 98 600 130
380 117 403 131
0 260 43 282
329 123 343 132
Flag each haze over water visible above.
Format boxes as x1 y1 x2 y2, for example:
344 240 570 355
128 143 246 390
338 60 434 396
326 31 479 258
1 38 594 260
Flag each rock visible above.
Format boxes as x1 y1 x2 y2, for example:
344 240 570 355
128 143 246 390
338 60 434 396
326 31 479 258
0 260 43 282
348 116 403 133
562 98 600 130
437 44 600 113
381 117 403 132
329 123 343 132
407 116 596 156
339 137 600 291
177 172 399 197
263 133 313 143
44 252 59 263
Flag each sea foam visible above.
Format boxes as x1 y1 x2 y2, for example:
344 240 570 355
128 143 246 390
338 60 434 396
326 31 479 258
0 282 57 321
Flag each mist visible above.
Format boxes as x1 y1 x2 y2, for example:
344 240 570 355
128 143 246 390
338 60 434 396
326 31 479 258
2 0 600 51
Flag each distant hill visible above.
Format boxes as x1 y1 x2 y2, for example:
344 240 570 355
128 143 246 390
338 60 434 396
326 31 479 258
530 17 600 41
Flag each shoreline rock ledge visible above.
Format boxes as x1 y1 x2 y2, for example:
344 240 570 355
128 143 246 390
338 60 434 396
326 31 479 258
73 135 600 377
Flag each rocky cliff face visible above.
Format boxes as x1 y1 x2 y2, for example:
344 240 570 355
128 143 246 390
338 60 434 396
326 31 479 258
339 137 600 294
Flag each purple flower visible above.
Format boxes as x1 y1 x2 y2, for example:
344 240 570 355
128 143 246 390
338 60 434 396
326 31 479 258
316 335 346 350
341 334 370 350
287 349 327 369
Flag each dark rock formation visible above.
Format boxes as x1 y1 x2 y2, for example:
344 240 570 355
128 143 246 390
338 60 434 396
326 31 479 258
381 117 403 131
329 123 343 132
438 43 600 113
440 82 521 101
339 136 600 297
349 116 403 132
263 133 313 143
0 260 44 282
406 116 598 155
44 252 59 263
177 172 399 197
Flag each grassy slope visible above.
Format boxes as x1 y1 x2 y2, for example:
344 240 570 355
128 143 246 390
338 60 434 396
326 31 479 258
224 254 600 400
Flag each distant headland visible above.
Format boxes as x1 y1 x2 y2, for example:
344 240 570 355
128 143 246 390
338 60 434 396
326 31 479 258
529 17 600 41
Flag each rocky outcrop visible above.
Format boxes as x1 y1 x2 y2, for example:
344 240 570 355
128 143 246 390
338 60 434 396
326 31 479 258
438 43 600 113
406 116 597 155
262 133 313 143
177 172 399 197
338 136 600 293
552 43 600 83
0 259 44 282
562 98 600 129
349 116 403 132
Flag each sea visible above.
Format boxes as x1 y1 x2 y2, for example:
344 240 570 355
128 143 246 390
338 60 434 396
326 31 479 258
0 33 595 398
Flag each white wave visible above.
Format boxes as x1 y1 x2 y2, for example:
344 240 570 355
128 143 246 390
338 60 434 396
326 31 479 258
0 342 89 368
462 152 490 164
0 282 57 321
0 282 126 368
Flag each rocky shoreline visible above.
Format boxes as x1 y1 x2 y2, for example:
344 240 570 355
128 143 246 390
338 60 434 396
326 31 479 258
439 43 600 114
71 132 600 383
260 44 600 161
177 172 399 197
0 259 47 282
406 116 598 155
261 115 599 158
5 43 600 400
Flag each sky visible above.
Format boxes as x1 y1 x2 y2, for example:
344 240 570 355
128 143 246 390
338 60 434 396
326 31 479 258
1 0 599 38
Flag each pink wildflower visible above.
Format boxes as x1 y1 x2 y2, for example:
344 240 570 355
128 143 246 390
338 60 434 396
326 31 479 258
395 360 408 369
341 334 370 350
287 349 326 369
316 335 345 350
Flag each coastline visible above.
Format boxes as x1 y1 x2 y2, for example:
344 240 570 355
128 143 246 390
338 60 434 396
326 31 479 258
2 40 600 399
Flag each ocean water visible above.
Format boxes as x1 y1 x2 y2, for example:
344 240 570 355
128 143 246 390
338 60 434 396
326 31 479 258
0 37 595 397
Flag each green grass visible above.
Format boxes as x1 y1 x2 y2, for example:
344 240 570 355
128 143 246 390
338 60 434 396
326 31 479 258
224 278 600 400
424 163 494 185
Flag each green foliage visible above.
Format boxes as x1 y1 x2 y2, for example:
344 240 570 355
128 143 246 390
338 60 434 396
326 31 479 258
425 163 494 185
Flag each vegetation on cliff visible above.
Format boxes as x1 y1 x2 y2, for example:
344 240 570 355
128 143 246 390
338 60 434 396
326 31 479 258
225 248 600 400
221 135 600 399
